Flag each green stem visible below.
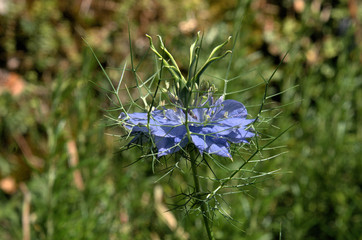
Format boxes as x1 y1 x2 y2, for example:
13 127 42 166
190 150 215 240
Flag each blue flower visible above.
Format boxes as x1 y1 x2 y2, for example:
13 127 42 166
119 95 254 158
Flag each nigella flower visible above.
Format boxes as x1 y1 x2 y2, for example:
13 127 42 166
119 94 255 159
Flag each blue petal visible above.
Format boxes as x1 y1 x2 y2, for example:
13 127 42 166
224 129 255 143
212 99 247 120
127 132 150 146
154 135 188 157
131 125 149 133
151 125 187 138
213 96 224 106
165 109 183 122
190 134 232 158
207 118 254 135
123 112 152 126
191 107 206 122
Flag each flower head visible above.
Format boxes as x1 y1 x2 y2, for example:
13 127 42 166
119 34 254 159
119 93 254 158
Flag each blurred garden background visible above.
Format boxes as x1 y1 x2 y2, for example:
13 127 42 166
0 0 361 239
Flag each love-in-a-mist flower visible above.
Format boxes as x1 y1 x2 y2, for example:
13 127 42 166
119 93 254 158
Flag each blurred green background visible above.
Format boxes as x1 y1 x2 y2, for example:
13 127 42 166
0 0 361 239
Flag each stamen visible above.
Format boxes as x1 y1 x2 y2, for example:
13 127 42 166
224 111 228 118
189 110 197 120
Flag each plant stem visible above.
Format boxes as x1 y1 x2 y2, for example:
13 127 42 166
190 150 215 240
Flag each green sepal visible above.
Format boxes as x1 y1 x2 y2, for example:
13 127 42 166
188 32 201 82
192 36 232 85
146 34 187 87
